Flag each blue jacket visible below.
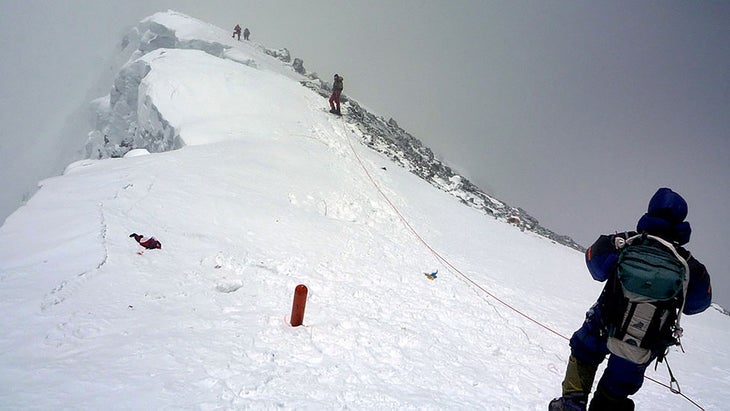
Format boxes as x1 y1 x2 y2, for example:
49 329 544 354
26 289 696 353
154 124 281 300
585 232 712 315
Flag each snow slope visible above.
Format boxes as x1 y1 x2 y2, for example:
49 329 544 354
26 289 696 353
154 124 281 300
1 11 728 410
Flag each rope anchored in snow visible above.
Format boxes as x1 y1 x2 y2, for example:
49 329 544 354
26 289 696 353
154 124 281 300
336 123 705 411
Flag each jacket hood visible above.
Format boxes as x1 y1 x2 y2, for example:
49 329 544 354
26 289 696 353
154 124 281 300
636 187 691 245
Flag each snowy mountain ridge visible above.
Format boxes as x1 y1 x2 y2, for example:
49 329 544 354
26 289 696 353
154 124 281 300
87 10 582 251
1 10 727 409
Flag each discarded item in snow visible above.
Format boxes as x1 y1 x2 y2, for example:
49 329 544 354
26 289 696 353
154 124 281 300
129 233 162 249
424 270 438 280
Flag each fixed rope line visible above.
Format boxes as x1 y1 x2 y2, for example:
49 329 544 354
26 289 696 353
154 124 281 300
340 126 570 340
337 123 704 411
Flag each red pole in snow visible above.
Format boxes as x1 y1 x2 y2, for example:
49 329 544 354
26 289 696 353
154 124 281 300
290 284 308 327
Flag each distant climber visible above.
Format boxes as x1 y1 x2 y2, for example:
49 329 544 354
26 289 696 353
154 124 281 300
129 233 162 250
243 27 250 41
232 24 241 40
329 74 344 116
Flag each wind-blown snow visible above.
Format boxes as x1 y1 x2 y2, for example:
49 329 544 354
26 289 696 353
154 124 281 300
1 11 728 410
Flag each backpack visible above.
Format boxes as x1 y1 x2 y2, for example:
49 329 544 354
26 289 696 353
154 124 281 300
605 233 689 364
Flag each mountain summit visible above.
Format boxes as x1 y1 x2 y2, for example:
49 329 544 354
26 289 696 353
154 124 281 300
86 11 580 251
1 10 727 409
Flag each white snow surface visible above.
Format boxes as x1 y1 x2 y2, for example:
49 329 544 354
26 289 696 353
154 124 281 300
1 11 728 410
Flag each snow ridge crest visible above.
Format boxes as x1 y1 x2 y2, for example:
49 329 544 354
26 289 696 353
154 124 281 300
85 10 583 251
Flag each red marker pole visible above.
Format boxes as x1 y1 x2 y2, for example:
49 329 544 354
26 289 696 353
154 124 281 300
290 284 308 327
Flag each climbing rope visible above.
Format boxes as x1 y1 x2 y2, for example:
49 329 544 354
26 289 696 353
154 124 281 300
336 120 705 410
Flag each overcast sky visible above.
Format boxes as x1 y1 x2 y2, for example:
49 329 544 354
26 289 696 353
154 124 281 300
1 1 728 307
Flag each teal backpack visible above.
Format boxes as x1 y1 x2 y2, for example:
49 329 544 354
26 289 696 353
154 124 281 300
606 233 690 364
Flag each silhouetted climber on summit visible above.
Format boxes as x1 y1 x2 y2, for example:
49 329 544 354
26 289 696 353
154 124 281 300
232 24 241 40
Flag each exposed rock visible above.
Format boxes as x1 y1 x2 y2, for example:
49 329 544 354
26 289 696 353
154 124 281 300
292 58 306 74
264 47 291 63
325 97 585 252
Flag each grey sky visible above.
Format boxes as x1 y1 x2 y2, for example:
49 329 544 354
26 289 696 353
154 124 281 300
1 1 728 308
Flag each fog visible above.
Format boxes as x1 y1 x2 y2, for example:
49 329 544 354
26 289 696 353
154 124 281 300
1 0 728 307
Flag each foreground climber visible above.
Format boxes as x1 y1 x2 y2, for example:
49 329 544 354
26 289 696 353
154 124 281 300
549 188 712 410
